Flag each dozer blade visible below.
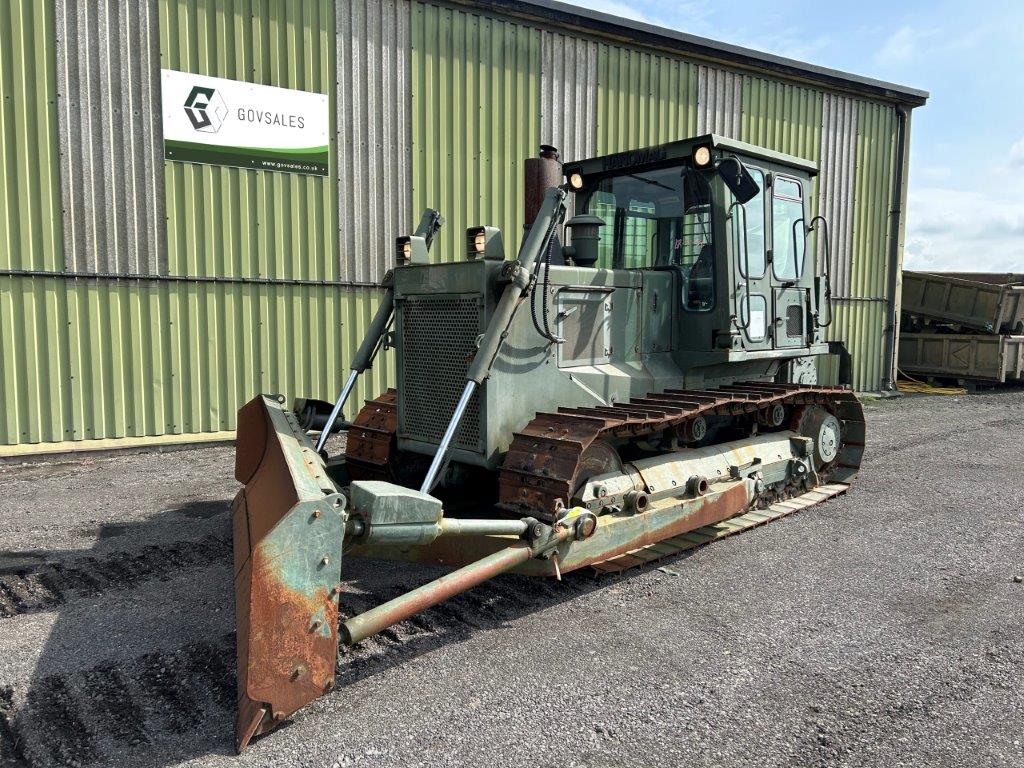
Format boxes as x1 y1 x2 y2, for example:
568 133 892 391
232 394 347 752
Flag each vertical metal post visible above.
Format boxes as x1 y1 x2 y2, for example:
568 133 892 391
314 369 359 453
419 380 477 493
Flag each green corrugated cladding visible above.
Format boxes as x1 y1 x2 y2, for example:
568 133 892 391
0 0 62 272
594 45 698 154
1 0 910 448
0 0 64 445
410 1 541 263
0 0 393 446
159 0 337 282
835 101 897 392
740 75 822 218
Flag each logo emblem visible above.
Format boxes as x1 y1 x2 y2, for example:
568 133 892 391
183 86 228 133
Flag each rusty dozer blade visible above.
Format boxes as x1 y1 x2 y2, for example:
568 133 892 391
232 394 347 752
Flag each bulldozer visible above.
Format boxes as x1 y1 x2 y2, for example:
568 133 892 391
231 134 864 751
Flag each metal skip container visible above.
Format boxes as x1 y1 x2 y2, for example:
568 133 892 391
898 333 1024 384
901 271 1024 334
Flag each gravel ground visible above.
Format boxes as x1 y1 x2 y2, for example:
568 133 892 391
0 390 1022 768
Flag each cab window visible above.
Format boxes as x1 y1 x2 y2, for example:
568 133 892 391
582 165 715 312
728 166 766 278
772 177 805 281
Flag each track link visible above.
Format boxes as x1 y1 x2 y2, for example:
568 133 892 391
346 383 865 520
345 388 398 481
499 382 864 518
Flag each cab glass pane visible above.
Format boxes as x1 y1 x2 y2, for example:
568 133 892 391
772 177 805 281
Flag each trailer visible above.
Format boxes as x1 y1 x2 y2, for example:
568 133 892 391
901 271 1024 334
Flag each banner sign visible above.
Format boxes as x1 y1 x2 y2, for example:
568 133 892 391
161 69 329 176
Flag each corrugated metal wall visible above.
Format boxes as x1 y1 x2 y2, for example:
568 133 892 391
0 0 394 447
0 0 64 445
1 277 385 443
336 0 411 284
818 92 858 297
159 0 336 282
540 30 597 163
55 0 166 274
410 1 541 264
156 0 391 420
0 0 63 272
1 0 915 449
696 65 742 137
594 43 697 154
833 100 897 392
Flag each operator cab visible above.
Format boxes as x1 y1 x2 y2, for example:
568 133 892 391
563 135 826 356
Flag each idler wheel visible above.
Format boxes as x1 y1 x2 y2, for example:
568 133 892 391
795 405 842 467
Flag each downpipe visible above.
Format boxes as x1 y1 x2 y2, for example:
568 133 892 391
882 105 910 391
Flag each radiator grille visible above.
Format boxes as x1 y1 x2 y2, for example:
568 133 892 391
399 294 483 452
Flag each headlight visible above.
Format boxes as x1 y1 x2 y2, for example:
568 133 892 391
569 172 584 190
693 146 712 167
466 226 505 260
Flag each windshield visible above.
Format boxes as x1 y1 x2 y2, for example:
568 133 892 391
581 164 716 311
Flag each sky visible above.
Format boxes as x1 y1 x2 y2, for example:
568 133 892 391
565 0 1024 272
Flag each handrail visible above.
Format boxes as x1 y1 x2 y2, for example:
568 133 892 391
728 200 752 332
807 215 834 329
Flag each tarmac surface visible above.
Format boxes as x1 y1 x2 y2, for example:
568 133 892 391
0 389 1021 767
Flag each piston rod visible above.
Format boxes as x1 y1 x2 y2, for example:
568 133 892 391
341 525 571 646
419 379 477 492
314 370 357 452
315 288 395 452
419 186 568 494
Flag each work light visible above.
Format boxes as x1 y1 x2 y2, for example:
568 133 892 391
395 235 427 265
466 226 504 260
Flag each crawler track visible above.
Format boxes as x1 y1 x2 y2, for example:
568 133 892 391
347 383 865 521
501 383 864 517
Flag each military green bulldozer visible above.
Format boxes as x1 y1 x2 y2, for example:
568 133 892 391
231 135 864 750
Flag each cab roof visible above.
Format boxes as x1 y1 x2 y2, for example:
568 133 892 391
563 134 818 179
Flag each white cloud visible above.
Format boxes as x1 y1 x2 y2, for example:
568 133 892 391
873 25 933 67
1010 137 1024 166
905 186 1024 272
730 31 833 63
564 0 654 24
917 166 952 183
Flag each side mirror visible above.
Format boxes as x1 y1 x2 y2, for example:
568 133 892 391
717 157 760 205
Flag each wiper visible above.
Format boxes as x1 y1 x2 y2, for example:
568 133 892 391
627 174 675 192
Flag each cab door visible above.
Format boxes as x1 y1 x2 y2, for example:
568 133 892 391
727 166 772 352
768 175 810 350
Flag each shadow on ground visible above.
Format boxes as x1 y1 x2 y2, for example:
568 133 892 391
0 497 655 768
